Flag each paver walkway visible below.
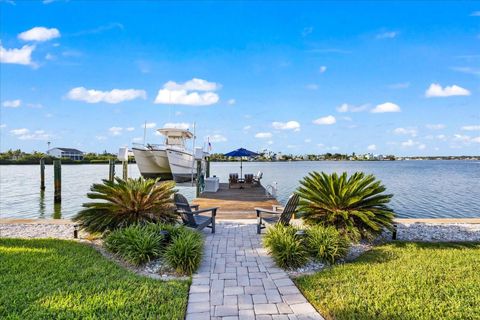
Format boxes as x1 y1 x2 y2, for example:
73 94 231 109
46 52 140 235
186 221 324 320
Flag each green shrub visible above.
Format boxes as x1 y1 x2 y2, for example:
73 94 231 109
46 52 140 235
164 230 203 275
306 225 350 264
104 224 163 265
74 177 177 234
297 171 395 240
263 224 308 269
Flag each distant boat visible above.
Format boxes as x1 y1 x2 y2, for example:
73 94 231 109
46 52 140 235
132 128 207 182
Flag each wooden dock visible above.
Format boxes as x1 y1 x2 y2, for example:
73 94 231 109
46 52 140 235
193 183 279 219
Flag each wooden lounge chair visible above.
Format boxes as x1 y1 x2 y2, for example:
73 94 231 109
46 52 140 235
255 194 299 234
244 174 254 187
253 171 263 185
229 173 239 189
174 193 218 233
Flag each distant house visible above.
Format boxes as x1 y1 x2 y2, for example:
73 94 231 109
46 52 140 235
47 148 84 160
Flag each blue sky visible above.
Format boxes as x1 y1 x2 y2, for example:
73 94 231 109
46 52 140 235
0 1 479 156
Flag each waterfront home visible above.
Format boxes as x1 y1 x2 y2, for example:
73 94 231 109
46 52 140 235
47 148 84 160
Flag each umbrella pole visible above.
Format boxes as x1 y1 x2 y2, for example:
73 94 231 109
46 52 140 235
240 157 243 178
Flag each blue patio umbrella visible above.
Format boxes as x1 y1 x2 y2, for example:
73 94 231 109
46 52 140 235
224 148 259 177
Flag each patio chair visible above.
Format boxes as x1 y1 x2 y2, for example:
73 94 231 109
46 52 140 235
174 193 218 233
255 193 299 234
244 173 254 186
253 171 263 185
229 173 239 188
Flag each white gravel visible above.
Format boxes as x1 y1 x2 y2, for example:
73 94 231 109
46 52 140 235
387 222 480 242
0 223 78 239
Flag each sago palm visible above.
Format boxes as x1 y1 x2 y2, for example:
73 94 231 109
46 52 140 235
297 171 394 240
74 177 177 233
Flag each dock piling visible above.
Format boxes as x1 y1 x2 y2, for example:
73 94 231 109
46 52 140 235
53 160 61 203
40 158 46 190
108 159 115 181
122 161 128 180
206 157 210 178
196 160 202 197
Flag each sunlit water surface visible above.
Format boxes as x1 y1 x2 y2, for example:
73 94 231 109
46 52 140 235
0 161 479 219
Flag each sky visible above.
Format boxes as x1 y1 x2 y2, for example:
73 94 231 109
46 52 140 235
0 1 479 156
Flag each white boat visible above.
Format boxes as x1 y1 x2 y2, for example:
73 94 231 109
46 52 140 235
132 128 205 182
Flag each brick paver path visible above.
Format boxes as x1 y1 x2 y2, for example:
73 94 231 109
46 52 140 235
186 221 324 320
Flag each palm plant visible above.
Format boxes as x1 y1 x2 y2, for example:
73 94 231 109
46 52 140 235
74 177 177 233
297 171 394 240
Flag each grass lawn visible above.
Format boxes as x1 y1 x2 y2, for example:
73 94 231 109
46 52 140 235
0 238 190 319
295 242 480 320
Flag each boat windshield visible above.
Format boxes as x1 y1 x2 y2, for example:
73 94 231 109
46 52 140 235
166 136 185 146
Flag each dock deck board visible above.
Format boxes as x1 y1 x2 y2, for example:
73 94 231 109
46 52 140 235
193 183 279 219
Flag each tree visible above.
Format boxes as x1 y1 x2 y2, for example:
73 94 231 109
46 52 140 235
296 171 395 240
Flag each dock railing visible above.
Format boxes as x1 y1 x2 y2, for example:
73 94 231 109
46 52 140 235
265 182 278 198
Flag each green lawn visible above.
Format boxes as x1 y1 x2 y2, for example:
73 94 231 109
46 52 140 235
0 238 190 319
295 242 480 320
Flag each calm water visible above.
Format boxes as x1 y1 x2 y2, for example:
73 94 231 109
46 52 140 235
0 161 479 219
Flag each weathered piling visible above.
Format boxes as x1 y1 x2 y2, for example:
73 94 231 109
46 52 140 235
108 159 115 181
40 158 46 190
53 160 61 203
122 161 128 180
206 157 210 178
196 159 202 197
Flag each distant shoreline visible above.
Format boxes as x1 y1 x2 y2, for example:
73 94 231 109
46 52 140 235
0 158 478 165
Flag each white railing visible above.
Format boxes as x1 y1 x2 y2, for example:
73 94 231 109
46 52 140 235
265 182 278 198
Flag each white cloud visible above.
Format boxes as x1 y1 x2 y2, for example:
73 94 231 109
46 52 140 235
18 27 60 42
470 11 480 16
371 102 401 113
450 67 480 76
255 132 272 139
426 124 446 130
0 124 6 129
164 78 220 91
388 82 410 89
154 78 220 106
10 128 50 140
243 125 251 131
142 122 157 129
461 125 480 131
302 26 314 37
367 144 377 151
472 137 480 143
10 128 29 135
163 122 190 130
2 99 21 108
453 134 471 142
319 66 327 73
154 89 219 106
418 144 426 150
175 111 183 116
376 31 399 39
109 127 123 136
66 87 147 104
272 121 300 131
337 103 368 113
304 138 311 143
306 84 319 90
209 134 227 143
227 99 236 105
96 135 107 141
401 139 417 147
267 140 274 145
393 127 417 137
132 137 143 142
436 134 447 141
313 115 336 125
0 44 35 65
126 127 135 132
425 83 470 97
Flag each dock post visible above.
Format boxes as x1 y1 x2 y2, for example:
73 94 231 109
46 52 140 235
196 160 202 197
53 160 61 203
206 157 210 178
108 159 115 181
40 158 46 190
122 160 128 180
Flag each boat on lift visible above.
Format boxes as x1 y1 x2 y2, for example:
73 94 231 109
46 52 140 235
132 127 207 182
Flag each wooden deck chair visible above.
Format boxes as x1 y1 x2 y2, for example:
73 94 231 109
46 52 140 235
174 193 218 233
255 194 299 234
244 174 254 187
229 173 239 189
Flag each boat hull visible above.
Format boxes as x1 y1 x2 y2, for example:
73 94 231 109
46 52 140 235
166 149 197 182
132 147 173 180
